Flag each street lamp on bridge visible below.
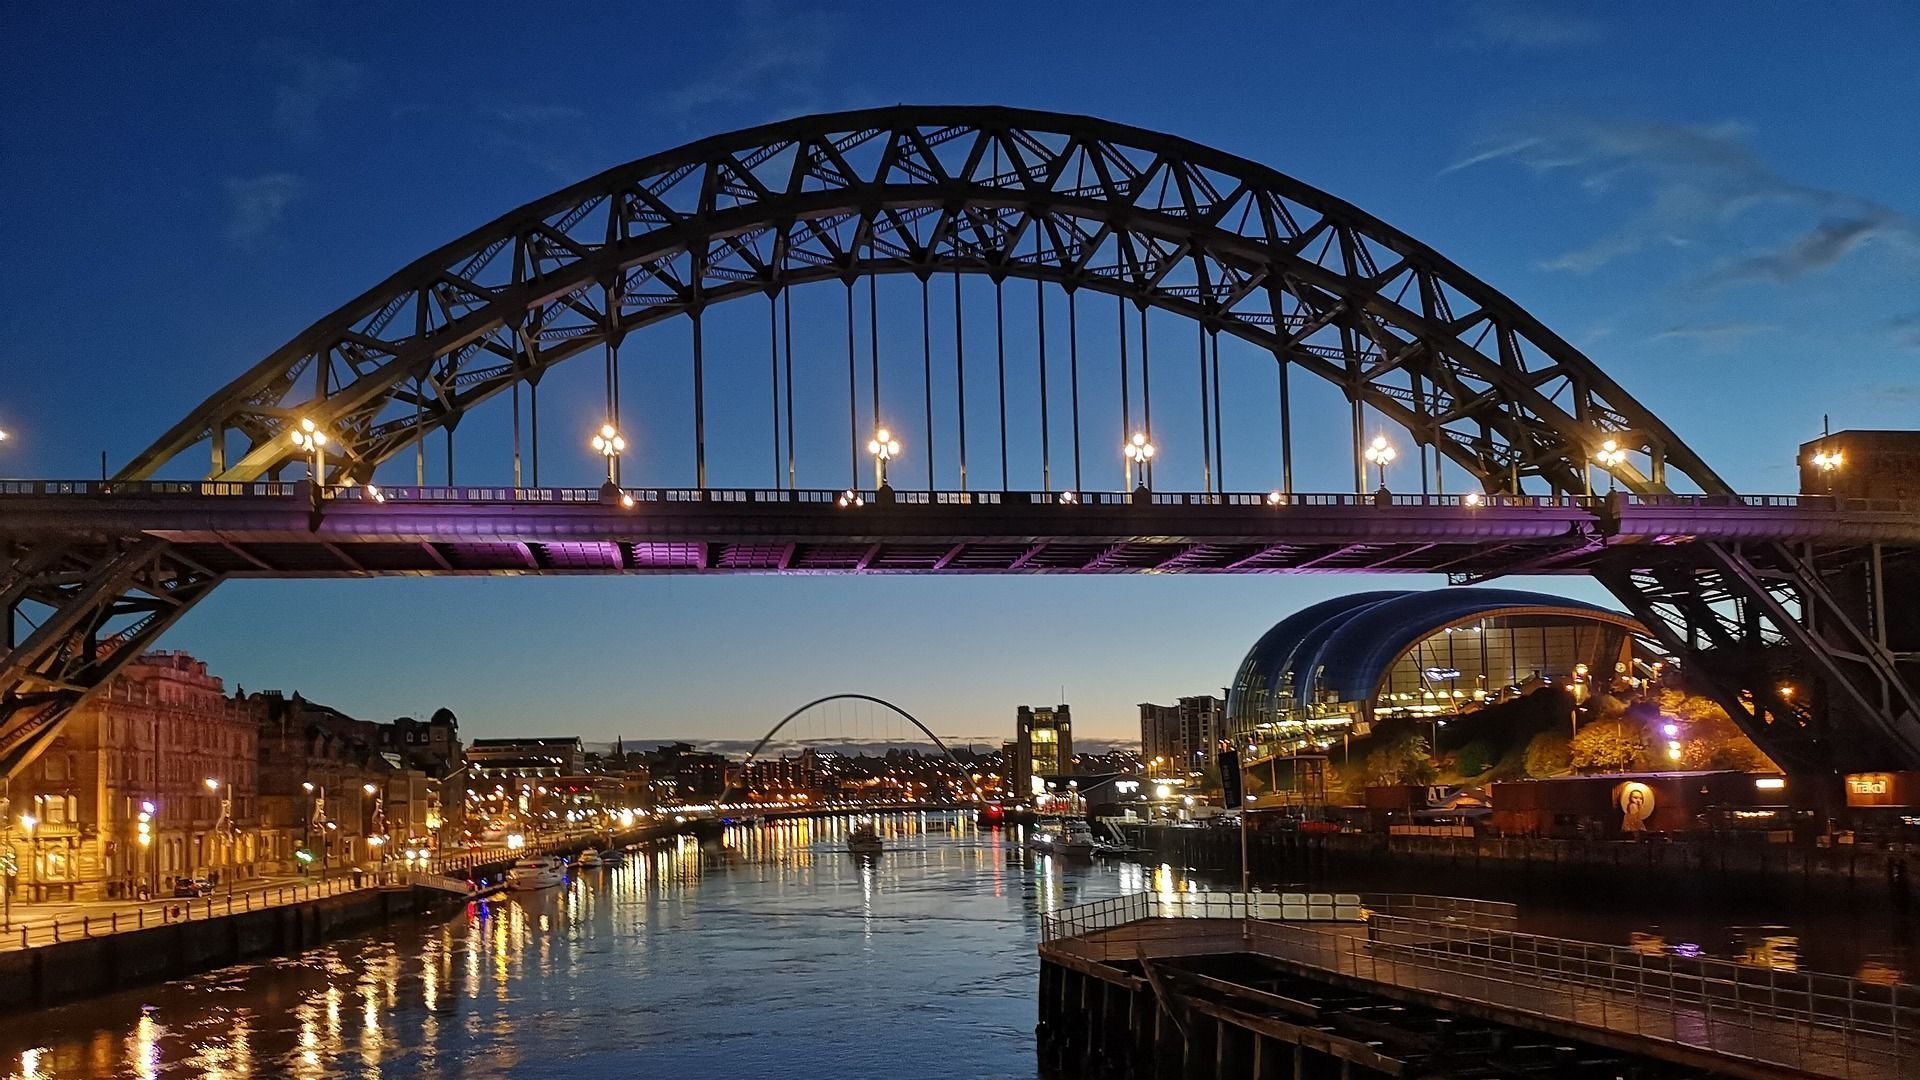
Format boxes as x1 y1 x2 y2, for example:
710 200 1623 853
590 423 626 486
866 428 899 489
288 417 330 480
1364 435 1397 493
1123 432 1155 491
1592 438 1628 493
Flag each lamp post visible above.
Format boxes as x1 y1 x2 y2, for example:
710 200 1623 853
866 428 900 490
1364 435 1397 493
1592 438 1628 493
1123 432 1155 491
20 814 37 904
205 777 233 898
591 423 625 486
0 786 12 929
135 800 154 899
362 782 385 874
289 417 332 528
1811 447 1842 495
300 782 315 875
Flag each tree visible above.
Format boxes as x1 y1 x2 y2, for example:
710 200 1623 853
1654 689 1775 772
1450 738 1497 779
1365 733 1437 786
1570 719 1651 773
1523 732 1572 778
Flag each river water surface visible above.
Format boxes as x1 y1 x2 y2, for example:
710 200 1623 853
2 813 1911 1079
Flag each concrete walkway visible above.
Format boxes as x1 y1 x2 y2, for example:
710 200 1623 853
1059 918 1915 1080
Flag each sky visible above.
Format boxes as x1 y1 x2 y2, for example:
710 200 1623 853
2 2 1917 745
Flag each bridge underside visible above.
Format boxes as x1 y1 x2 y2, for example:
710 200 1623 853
10 487 1917 578
7 486 1917 778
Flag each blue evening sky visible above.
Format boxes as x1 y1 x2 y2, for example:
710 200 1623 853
3 3 1916 743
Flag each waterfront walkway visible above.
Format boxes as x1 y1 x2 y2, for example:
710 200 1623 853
0 828 615 952
1042 893 1917 1080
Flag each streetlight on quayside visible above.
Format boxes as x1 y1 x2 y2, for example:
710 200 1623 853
205 777 235 899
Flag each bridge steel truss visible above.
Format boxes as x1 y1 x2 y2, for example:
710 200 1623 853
5 106 1917 777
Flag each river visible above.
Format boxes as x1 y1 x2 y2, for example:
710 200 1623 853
1 812 1911 1078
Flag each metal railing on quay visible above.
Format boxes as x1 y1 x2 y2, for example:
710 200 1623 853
1246 914 1916 1078
0 875 363 951
1040 892 1914 1077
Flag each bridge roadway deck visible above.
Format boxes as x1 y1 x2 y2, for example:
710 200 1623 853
1045 912 1916 1080
6 484 1917 577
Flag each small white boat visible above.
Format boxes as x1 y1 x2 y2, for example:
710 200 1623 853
506 856 566 890
577 848 604 868
1028 817 1096 857
846 821 884 855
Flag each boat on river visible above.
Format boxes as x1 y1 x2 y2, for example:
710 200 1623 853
846 821 884 855
1027 817 1096 857
577 848 604 868
506 855 566 890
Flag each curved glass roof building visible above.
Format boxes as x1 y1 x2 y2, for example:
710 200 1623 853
1225 588 1654 759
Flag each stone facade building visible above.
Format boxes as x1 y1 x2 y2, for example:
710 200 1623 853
4 651 258 901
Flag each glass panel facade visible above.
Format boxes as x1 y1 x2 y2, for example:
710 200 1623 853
1228 610 1647 761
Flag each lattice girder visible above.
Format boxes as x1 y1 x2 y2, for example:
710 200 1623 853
117 106 1722 500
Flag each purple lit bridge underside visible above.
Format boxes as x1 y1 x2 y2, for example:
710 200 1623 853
8 484 1917 579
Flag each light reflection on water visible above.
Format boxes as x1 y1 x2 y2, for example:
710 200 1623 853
4 814 1909 1078
1 814 1137 1079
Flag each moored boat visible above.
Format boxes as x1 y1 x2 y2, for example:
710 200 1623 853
577 848 604 868
846 821 884 855
506 855 566 890
1027 817 1096 857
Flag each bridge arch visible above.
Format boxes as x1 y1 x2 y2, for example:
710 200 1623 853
743 693 957 765
120 104 1725 500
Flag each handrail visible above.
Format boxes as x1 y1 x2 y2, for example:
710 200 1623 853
5 480 1913 515
1041 891 1916 1078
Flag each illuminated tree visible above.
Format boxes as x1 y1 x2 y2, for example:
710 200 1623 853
1570 719 1652 773
1365 733 1437 786
1523 732 1572 778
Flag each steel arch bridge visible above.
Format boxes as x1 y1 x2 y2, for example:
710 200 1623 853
727 693 956 802
3 105 1917 778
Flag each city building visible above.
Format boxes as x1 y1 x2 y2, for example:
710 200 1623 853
464 736 586 834
1798 429 1920 501
251 692 396 875
1139 695 1227 776
1225 589 1656 762
1011 705 1073 799
3 651 259 901
638 742 731 804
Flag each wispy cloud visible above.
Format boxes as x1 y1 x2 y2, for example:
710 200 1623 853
261 42 363 136
1449 118 1920 282
652 0 841 121
1891 314 1920 350
224 173 304 247
1652 321 1779 347
1459 1 1604 49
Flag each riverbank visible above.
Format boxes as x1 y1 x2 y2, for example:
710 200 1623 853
1127 823 1917 903
0 818 710 1012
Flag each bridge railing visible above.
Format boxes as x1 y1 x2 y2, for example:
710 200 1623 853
1041 891 1915 1079
6 480 1916 516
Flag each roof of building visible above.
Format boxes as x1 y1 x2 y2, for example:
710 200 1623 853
1228 588 1642 718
